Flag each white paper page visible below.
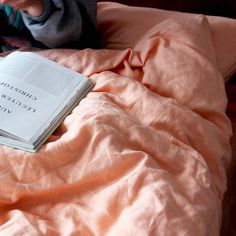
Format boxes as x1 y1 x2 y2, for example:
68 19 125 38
0 52 90 142
0 75 58 141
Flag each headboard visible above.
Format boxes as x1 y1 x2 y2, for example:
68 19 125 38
98 0 236 18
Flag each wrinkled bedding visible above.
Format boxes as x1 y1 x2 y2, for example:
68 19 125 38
0 2 234 235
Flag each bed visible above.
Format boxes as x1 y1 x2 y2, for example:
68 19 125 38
0 0 236 235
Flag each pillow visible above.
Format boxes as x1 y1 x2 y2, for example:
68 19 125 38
97 2 236 81
208 16 236 81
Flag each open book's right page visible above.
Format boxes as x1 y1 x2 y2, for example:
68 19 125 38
0 52 91 142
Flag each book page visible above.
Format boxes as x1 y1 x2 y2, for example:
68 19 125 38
0 52 91 142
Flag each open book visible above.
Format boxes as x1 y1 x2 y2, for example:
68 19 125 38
0 51 94 152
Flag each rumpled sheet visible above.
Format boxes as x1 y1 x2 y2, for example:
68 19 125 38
0 2 233 235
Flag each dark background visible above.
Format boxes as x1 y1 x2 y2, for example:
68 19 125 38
98 0 236 18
